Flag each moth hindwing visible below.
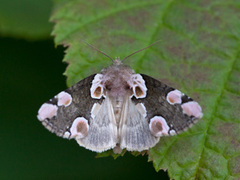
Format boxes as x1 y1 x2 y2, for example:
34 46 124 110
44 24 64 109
37 59 203 153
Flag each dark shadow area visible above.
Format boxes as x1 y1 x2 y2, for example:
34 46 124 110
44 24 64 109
0 37 169 180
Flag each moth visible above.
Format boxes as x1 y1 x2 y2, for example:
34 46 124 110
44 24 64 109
37 42 203 153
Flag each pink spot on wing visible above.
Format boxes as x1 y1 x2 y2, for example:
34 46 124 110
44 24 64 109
37 103 58 121
166 90 183 105
70 117 89 139
90 74 104 99
130 74 147 99
149 116 169 137
181 101 203 119
57 91 72 107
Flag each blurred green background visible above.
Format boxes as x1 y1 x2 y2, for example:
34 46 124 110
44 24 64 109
0 0 169 179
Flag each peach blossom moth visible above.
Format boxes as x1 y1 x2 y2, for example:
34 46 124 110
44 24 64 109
37 42 203 153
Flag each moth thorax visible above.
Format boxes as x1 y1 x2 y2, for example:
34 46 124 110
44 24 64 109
103 69 134 97
105 80 132 97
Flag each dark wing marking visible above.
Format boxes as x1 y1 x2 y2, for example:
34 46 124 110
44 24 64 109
131 74 202 135
38 74 103 137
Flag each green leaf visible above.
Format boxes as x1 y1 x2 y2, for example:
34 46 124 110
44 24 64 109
51 0 240 179
96 149 127 159
0 0 53 39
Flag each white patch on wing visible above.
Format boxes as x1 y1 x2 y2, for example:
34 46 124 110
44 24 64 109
63 131 71 139
136 103 147 118
149 116 170 137
57 91 72 107
90 74 105 99
181 101 203 119
37 103 58 121
90 103 101 119
129 74 147 99
169 129 176 135
166 89 183 105
70 117 89 139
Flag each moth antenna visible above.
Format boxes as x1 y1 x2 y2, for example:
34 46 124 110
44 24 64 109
122 40 161 62
82 40 114 62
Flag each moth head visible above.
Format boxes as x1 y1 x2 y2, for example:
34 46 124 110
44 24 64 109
85 40 160 99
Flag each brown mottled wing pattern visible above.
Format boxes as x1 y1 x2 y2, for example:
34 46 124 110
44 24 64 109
39 74 103 137
133 74 201 134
